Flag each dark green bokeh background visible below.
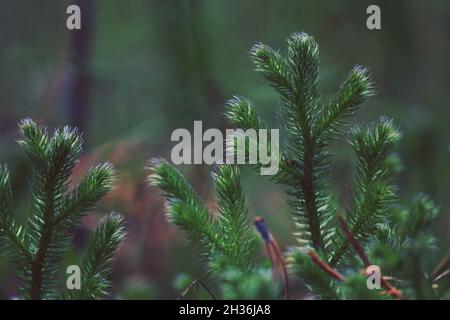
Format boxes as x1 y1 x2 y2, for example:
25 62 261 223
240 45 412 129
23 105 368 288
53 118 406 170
0 0 449 299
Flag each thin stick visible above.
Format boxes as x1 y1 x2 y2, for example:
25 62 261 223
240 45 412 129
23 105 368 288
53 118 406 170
432 252 450 282
179 272 216 300
433 270 450 282
268 238 290 300
195 280 200 300
337 214 402 299
255 216 289 300
307 249 346 281
337 215 370 266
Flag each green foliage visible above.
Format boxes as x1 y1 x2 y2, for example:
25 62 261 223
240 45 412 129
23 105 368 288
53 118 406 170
225 32 450 299
149 160 273 299
0 119 125 300
148 159 211 249
330 118 400 266
392 195 440 299
212 165 257 270
339 273 390 300
218 265 279 300
228 33 375 255
148 160 256 272
287 249 340 299
225 96 263 132
65 213 126 299
150 32 448 300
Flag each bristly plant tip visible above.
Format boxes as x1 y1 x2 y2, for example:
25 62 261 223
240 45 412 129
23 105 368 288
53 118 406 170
152 32 450 300
0 119 126 300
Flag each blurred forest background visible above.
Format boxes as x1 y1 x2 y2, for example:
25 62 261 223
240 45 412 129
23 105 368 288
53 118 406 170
0 0 449 299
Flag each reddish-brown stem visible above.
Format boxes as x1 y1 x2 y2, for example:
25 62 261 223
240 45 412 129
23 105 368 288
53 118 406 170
337 215 370 266
268 237 289 300
307 249 346 281
337 214 402 299
432 252 450 282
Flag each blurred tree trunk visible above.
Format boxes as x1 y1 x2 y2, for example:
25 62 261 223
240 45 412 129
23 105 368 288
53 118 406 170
153 0 225 198
65 0 94 134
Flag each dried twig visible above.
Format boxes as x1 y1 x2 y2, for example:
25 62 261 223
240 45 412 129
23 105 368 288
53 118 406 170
337 214 402 299
337 215 370 266
307 249 346 281
179 272 216 300
254 216 289 300
432 252 450 282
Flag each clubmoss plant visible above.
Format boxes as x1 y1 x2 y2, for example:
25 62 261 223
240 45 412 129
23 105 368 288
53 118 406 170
0 119 125 299
151 32 450 300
